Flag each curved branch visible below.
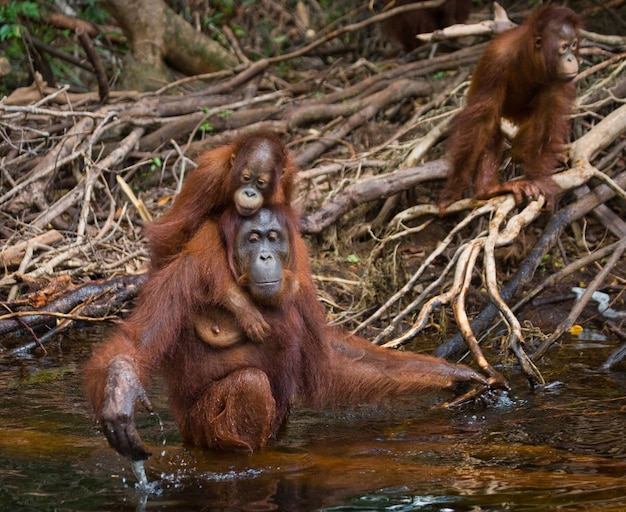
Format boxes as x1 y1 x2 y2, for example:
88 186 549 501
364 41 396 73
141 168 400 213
356 201 495 336
300 159 448 234
484 196 544 385
435 170 626 360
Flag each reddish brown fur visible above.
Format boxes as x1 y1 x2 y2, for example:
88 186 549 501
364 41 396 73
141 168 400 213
384 0 471 51
439 6 582 210
84 205 486 457
145 132 297 270
142 133 299 342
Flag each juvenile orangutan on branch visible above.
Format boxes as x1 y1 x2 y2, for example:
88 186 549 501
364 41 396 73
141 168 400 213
438 5 582 211
84 206 490 460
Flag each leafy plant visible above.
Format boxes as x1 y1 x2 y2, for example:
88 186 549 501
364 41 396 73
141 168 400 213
78 0 110 25
150 157 163 172
0 1 40 43
0 0 113 96
0 1 44 95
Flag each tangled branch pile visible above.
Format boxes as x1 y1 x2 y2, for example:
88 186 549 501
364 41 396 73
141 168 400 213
0 3 625 382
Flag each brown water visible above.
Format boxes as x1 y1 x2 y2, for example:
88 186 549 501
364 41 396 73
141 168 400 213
1 326 626 511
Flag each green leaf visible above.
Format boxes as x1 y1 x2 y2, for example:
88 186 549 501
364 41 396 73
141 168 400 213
20 2 41 20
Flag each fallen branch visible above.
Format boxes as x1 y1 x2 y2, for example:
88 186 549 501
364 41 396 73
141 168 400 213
416 1 516 44
0 274 145 338
301 159 449 234
0 230 64 267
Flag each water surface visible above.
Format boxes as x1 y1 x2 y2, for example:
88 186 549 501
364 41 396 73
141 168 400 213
1 327 625 511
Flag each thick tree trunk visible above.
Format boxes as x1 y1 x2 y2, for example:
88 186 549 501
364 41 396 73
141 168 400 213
103 0 236 90
163 8 238 75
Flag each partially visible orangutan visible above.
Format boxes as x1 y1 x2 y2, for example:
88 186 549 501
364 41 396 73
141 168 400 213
84 207 490 460
146 132 297 270
144 133 299 342
439 6 581 211
384 0 471 52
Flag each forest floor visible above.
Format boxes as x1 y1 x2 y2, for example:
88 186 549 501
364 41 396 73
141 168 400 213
0 1 625 386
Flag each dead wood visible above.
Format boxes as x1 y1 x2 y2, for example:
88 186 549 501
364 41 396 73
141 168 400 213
434 170 626 363
0 230 63 268
301 159 448 234
0 274 145 338
0 3 625 387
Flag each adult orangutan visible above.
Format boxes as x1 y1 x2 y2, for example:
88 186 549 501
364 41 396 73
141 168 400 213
146 132 297 270
438 6 582 211
144 133 299 342
84 206 489 460
384 0 471 52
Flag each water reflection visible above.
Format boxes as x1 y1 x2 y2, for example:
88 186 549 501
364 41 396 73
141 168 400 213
1 326 626 511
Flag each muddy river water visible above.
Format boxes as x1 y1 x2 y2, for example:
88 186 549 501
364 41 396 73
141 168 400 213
1 326 625 511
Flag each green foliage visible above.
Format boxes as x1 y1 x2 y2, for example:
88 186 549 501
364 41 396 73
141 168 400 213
273 34 288 46
200 106 215 133
0 1 40 24
0 0 112 96
0 1 39 42
204 11 225 27
214 0 236 14
231 25 246 38
203 0 239 28
317 0 346 25
0 1 43 95
150 157 163 172
78 0 110 25
0 23 20 43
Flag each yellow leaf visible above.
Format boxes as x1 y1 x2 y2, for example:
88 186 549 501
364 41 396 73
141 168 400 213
569 324 584 336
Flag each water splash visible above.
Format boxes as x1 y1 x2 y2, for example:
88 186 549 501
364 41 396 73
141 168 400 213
131 459 149 490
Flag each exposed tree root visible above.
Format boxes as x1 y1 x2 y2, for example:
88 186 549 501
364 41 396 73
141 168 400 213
355 105 626 383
